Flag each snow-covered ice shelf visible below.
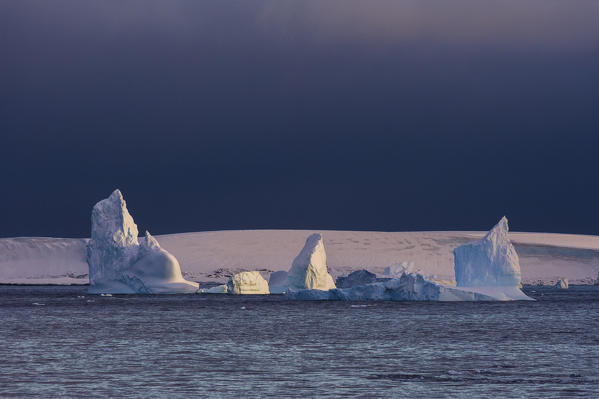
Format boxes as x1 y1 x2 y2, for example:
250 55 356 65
1 230 598 286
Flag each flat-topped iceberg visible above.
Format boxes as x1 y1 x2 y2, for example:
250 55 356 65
284 233 336 291
453 217 531 300
226 271 270 294
87 190 198 294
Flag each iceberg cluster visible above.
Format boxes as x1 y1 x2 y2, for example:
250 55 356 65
84 196 531 302
87 190 199 294
287 272 496 301
287 217 532 301
197 233 335 295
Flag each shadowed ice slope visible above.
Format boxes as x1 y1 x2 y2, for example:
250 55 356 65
1 230 598 285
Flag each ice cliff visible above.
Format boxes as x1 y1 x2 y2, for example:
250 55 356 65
86 190 198 294
285 233 336 291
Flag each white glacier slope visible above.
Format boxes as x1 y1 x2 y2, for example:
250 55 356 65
452 217 531 301
86 190 198 294
285 233 336 291
226 271 270 295
1 230 598 286
0 237 88 285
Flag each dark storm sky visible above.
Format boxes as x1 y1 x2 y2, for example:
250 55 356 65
1 0 598 238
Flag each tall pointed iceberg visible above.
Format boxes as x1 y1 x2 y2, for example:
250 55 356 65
286 233 336 291
86 189 198 294
453 217 530 300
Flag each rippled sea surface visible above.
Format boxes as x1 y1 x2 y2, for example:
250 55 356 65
1 286 598 398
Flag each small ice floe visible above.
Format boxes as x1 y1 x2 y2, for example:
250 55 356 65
200 285 228 294
100 293 113 297
240 306 247 310
227 272 269 294
77 295 85 298
555 278 569 289
86 299 95 303
32 302 45 306
350 304 374 308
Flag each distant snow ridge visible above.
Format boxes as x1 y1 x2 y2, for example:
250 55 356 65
286 233 336 291
86 190 198 294
453 217 530 300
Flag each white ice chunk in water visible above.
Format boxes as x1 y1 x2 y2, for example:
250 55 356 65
452 216 531 300
555 277 569 289
454 217 521 287
226 271 270 294
286 233 336 291
201 284 228 294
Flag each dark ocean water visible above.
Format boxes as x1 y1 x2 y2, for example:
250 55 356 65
0 286 598 398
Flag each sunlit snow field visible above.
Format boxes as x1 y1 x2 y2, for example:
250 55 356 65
1 285 598 398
